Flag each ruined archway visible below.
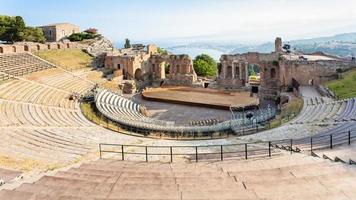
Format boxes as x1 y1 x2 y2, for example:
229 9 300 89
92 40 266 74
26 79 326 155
226 66 233 79
134 68 143 81
12 46 16 53
0 47 3 54
36 45 40 51
156 62 167 79
218 53 281 102
24 45 29 52
248 64 261 93
57 44 61 49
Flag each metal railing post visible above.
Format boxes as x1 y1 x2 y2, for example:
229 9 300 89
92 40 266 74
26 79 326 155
268 141 271 157
330 134 333 149
220 145 223 161
170 146 173 163
349 131 351 145
310 137 313 153
245 143 248 159
195 146 198 162
145 146 148 162
290 139 293 154
121 145 124 160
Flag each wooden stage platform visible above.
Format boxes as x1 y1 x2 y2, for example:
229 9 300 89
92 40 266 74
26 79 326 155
141 86 259 110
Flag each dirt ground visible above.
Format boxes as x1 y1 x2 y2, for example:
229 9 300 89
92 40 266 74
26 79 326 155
142 86 259 109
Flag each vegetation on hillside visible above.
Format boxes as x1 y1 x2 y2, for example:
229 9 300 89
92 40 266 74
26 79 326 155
326 68 356 99
68 29 100 42
0 15 45 43
34 49 92 70
193 54 217 77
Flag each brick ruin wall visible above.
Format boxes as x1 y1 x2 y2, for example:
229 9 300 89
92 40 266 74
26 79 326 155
218 51 356 101
149 54 197 85
279 60 356 86
218 53 279 90
0 42 78 54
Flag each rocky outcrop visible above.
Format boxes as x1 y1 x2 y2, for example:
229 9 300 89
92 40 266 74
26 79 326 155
84 36 115 68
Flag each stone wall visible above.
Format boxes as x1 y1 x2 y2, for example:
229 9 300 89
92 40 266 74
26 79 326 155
279 59 356 86
0 42 78 54
105 52 151 80
149 54 197 85
218 52 279 89
104 44 157 80
218 37 356 103
40 23 80 42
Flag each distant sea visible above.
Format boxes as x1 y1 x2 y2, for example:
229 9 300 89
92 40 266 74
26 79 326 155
115 42 224 60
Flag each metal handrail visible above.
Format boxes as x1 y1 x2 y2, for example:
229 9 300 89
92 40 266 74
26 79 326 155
99 130 356 162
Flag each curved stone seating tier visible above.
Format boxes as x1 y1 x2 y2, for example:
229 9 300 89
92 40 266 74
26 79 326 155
95 89 275 134
0 53 55 76
0 128 105 163
0 80 75 109
37 72 93 94
0 100 92 127
0 69 121 163
336 98 356 121
0 126 131 164
291 98 356 124
1 153 356 200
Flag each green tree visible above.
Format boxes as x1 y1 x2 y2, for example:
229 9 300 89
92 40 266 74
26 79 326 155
193 54 217 77
12 16 25 41
23 27 45 43
0 15 45 43
124 38 131 48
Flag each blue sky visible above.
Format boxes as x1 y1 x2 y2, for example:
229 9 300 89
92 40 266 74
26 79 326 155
1 0 356 44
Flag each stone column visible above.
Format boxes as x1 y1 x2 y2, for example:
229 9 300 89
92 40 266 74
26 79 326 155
245 62 249 82
231 63 235 79
239 62 242 79
222 63 226 79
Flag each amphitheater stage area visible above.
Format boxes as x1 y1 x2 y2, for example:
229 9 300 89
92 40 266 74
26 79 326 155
142 86 259 110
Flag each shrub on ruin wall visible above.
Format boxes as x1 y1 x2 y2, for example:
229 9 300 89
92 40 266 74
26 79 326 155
68 32 99 41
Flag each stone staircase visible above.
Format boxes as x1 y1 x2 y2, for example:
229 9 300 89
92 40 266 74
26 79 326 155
313 143 356 165
0 168 22 186
1 153 355 200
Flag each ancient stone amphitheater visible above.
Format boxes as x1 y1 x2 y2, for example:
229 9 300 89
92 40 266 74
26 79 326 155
0 52 356 199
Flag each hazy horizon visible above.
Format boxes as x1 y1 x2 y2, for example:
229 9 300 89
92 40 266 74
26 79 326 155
1 0 356 45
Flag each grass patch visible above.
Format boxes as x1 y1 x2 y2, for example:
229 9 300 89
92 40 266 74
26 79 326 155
268 97 303 129
326 68 356 99
34 49 93 70
81 102 121 131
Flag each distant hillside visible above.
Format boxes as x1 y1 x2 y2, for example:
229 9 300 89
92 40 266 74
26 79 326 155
164 32 356 59
291 33 356 44
231 32 356 57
